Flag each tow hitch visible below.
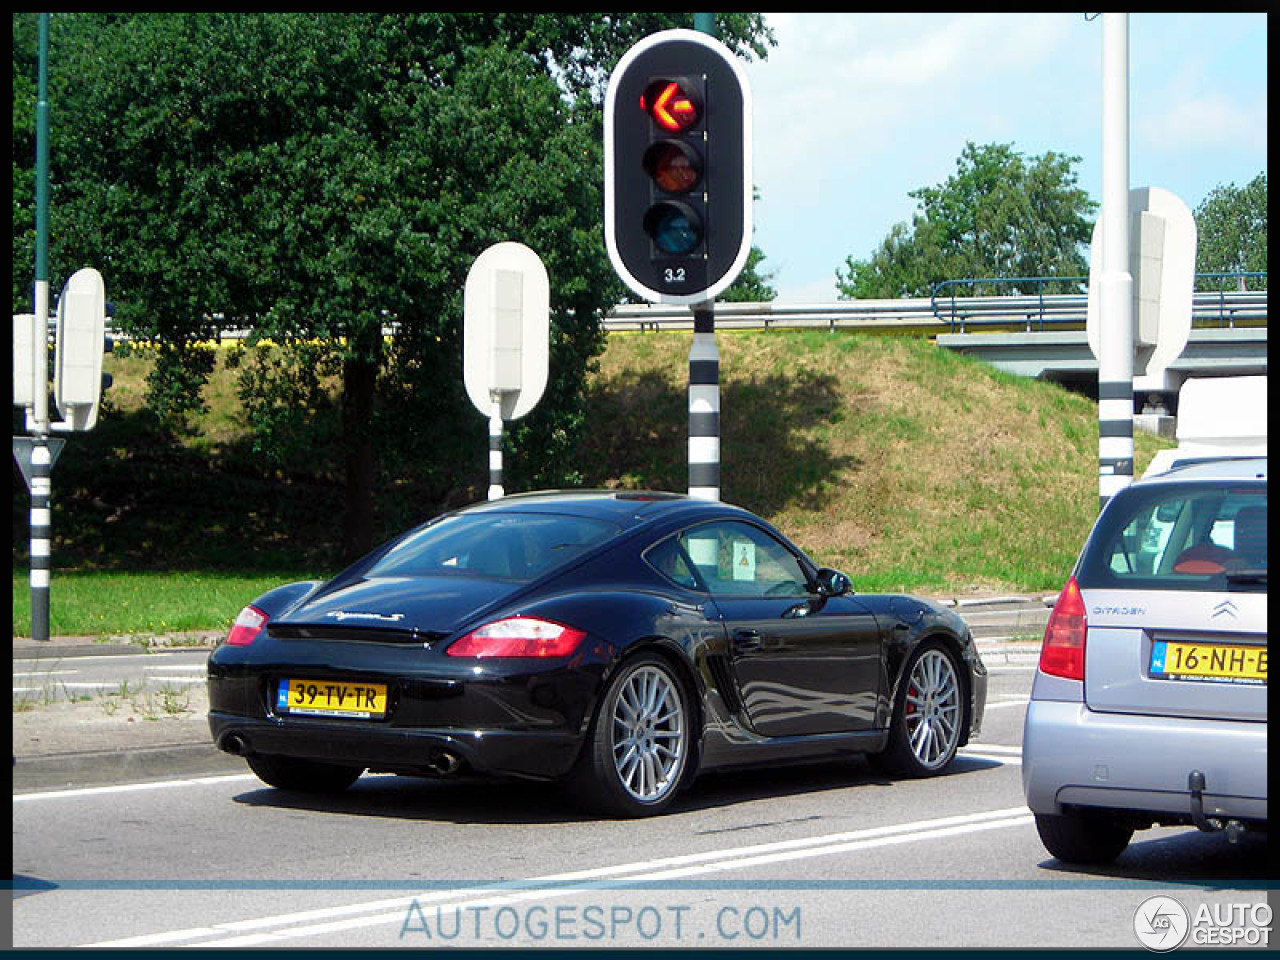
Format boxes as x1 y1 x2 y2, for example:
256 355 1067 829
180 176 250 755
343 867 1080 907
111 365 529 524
1188 770 1247 843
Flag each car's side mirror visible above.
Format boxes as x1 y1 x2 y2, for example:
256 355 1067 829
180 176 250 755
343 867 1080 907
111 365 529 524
814 567 852 598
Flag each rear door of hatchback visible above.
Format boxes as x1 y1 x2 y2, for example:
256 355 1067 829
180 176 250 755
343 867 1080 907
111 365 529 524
1074 463 1267 811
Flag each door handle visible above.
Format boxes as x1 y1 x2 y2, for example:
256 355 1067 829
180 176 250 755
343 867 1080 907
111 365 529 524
732 629 762 653
782 601 812 619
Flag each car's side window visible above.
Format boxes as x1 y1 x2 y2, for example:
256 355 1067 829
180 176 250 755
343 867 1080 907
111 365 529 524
645 536 700 590
677 521 809 598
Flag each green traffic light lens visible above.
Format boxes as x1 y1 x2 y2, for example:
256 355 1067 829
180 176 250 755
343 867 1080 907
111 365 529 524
644 202 703 255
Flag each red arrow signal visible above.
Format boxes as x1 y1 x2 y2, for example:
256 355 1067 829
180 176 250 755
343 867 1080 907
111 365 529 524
641 80 701 133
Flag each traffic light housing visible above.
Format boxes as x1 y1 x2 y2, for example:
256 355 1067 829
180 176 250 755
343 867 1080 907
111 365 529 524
53 267 109 431
605 30 752 305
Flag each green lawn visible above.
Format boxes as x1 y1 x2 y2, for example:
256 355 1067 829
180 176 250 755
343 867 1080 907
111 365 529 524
12 568 324 640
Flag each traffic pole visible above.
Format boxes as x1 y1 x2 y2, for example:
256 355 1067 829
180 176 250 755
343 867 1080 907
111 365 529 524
487 395 504 500
30 12 53 642
1097 12 1134 512
688 305 720 501
686 16 720 502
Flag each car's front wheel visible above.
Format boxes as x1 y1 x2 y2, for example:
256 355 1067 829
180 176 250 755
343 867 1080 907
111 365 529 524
872 642 964 777
1034 810 1134 864
246 753 364 794
571 653 693 817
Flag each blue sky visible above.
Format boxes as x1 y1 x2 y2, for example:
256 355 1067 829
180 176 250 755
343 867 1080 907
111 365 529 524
740 12 1268 302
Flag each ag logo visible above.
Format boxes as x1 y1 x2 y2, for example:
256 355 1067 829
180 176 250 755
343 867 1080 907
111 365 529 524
1134 895 1189 951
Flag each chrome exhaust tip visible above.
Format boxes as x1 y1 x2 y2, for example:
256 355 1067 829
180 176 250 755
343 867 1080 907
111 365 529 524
426 749 463 776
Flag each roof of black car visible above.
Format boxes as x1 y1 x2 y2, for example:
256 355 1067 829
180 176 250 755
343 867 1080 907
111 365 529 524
460 489 748 527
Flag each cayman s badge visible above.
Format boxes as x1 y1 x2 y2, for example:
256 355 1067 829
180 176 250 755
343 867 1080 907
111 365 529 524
325 610 406 623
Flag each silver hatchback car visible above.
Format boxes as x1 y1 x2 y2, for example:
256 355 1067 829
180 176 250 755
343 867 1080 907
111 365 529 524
1022 457 1267 863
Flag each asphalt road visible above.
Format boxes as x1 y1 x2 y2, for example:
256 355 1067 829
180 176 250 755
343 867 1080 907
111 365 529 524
13 647 208 706
12 663 1271 950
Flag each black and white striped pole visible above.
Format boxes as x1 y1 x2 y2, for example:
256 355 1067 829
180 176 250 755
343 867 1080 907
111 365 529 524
463 242 549 501
688 305 720 500
488 396 505 500
604 28 751 501
26 14 53 642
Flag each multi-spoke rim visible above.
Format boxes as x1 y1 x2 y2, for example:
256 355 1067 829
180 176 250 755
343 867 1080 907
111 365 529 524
903 648 961 770
610 664 687 803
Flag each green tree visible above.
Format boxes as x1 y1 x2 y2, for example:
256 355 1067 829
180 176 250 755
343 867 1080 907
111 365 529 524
15 13 774 560
836 141 1096 299
1194 172 1267 289
720 246 778 302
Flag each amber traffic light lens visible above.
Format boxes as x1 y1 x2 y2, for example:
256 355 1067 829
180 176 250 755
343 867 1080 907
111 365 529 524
642 141 703 194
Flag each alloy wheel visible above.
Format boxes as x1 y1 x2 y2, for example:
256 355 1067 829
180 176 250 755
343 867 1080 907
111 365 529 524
610 663 687 803
903 648 962 769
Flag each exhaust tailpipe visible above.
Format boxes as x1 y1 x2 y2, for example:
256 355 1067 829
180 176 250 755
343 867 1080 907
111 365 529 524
426 749 462 776
221 733 249 756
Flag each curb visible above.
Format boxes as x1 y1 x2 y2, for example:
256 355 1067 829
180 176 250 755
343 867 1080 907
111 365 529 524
13 639 219 660
13 742 245 794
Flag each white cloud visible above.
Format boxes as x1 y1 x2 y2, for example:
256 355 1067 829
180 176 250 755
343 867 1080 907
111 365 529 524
1139 91 1268 153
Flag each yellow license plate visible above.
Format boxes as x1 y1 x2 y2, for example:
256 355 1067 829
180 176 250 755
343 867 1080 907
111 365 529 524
1151 641 1267 685
276 678 388 718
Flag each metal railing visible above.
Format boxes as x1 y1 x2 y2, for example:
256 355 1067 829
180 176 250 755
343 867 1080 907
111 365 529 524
604 298 941 333
930 272 1267 333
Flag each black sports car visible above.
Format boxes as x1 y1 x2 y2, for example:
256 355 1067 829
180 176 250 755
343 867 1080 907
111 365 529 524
208 491 987 817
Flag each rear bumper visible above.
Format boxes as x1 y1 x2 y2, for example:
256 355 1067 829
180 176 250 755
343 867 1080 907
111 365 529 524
1022 699 1268 823
206 653 603 782
209 711 583 780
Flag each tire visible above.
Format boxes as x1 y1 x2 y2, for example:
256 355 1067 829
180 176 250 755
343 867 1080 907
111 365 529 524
871 642 964 777
246 753 363 794
570 653 693 818
1034 811 1134 864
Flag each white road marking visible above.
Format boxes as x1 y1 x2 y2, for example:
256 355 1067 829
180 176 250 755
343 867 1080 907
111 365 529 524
83 805 1034 947
963 743 1021 755
13 774 258 803
981 698 1030 710
12 671 79 678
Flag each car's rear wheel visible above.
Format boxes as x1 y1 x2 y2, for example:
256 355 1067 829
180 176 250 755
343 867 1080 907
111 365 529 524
872 642 964 777
246 753 364 794
571 653 692 817
1034 811 1134 864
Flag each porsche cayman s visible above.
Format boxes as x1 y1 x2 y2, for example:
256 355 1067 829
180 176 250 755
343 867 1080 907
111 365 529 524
208 491 987 817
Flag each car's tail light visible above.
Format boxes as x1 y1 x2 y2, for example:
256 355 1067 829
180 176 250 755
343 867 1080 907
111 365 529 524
226 604 268 647
1039 576 1087 680
447 617 586 659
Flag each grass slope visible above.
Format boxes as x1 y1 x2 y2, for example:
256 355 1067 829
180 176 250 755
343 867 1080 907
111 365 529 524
12 329 1170 636
579 329 1171 595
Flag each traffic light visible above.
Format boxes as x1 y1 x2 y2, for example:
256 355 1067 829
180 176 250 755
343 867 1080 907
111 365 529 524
605 30 752 305
53 267 109 431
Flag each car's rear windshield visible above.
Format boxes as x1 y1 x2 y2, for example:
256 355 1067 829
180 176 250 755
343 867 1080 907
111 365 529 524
1078 479 1267 594
368 511 621 583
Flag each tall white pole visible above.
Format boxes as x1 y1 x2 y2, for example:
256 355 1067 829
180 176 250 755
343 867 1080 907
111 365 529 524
1097 12 1134 510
